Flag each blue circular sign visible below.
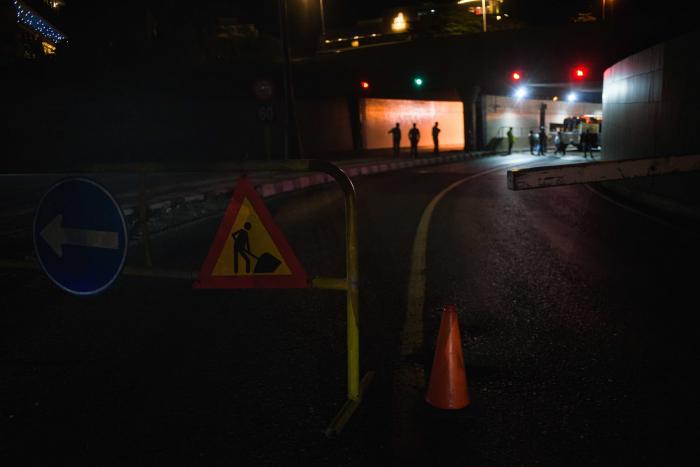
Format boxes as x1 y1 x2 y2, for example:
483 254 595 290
33 177 128 295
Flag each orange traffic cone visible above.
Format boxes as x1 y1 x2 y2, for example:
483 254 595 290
425 304 470 409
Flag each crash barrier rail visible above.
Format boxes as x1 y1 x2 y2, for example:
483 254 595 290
507 153 700 190
0 159 373 436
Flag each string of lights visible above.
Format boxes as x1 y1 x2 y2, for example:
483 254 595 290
13 0 66 44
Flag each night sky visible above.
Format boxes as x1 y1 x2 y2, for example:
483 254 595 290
59 0 668 34
52 0 684 59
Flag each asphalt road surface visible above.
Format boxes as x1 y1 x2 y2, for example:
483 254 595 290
2 154 698 466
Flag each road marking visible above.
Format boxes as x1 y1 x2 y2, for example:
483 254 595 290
394 159 528 460
401 161 527 356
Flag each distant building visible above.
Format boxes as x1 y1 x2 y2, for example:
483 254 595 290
3 0 67 60
318 1 509 54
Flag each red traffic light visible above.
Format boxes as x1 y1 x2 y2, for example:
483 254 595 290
511 71 522 81
360 80 370 89
572 66 588 80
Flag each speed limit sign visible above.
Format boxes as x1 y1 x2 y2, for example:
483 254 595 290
257 105 275 122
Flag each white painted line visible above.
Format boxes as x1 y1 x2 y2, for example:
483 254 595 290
508 153 700 190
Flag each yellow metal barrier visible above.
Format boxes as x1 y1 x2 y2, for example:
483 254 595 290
0 159 372 435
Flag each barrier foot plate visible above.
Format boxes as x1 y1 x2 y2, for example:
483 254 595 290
324 372 375 437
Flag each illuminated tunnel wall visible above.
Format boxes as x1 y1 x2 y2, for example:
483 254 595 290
360 98 465 150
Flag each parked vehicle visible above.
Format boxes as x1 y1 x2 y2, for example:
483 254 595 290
550 115 602 151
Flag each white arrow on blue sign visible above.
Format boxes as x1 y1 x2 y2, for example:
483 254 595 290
33 177 128 295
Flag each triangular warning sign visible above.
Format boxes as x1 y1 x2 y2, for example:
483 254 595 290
194 178 307 289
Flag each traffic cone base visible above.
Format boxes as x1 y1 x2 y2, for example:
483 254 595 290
425 304 470 409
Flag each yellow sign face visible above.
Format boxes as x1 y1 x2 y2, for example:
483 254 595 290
195 178 308 289
211 197 291 276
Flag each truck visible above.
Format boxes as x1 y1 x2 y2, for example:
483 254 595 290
549 115 602 152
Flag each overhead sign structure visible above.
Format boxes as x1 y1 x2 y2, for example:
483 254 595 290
33 177 128 295
195 177 307 289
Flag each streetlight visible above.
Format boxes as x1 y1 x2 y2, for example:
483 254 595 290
319 0 326 37
602 0 614 20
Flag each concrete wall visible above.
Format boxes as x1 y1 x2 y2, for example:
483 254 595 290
1 66 292 165
483 95 602 149
602 29 700 160
296 98 354 156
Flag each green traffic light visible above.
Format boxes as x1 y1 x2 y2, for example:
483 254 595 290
414 77 424 87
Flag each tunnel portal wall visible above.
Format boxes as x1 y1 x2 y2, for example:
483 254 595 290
599 30 700 224
602 30 700 160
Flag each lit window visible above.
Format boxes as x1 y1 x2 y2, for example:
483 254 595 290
41 41 56 55
392 12 407 32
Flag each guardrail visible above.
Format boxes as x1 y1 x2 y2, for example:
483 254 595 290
507 153 700 190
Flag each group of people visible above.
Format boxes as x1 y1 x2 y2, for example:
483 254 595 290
526 128 556 156
522 127 595 158
388 122 441 157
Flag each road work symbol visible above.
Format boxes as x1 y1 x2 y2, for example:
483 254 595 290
33 177 127 295
195 177 307 289
232 222 282 274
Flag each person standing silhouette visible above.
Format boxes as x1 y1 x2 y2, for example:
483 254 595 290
432 122 441 155
232 222 253 273
388 123 401 157
507 127 515 155
538 127 547 155
408 123 420 158
582 129 593 158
